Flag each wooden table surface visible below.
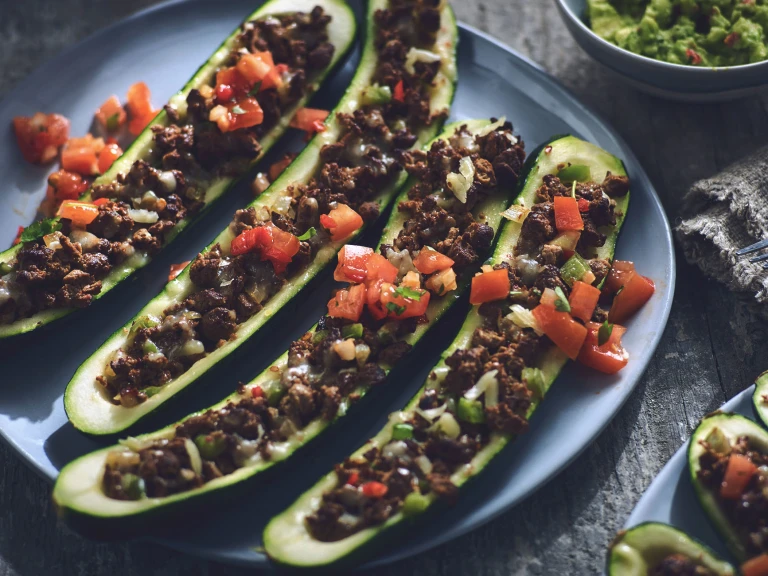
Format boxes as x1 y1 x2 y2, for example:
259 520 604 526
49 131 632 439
2 0 768 574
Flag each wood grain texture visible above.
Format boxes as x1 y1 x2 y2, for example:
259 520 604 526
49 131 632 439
2 0 768 574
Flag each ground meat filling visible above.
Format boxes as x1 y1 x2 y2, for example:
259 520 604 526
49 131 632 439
304 168 631 542
697 434 768 557
100 119 524 502
0 8 334 326
96 0 450 407
650 554 716 576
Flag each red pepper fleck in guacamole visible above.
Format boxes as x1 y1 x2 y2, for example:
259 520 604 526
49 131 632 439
587 0 768 67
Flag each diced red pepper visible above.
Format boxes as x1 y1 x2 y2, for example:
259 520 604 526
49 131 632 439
12 226 24 246
290 108 329 135
361 481 388 498
577 198 590 213
57 201 100 227
393 80 405 103
251 385 265 399
321 204 363 242
577 322 628 374
413 248 454 275
532 304 588 360
12 112 70 164
365 253 398 284
603 260 635 295
327 283 367 321
97 142 123 174
608 272 655 324
380 282 430 319
334 245 373 283
569 281 601 322
553 196 584 231
720 453 758 500
346 472 360 486
95 95 127 131
742 554 768 576
168 261 190 282
470 269 510 305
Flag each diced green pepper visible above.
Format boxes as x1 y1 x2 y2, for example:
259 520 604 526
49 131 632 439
361 83 392 106
194 433 227 460
0 262 12 275
457 397 485 424
263 381 285 407
554 286 571 313
556 164 591 183
597 320 613 346
142 339 159 354
402 491 430 516
312 329 329 344
392 423 414 440
560 252 591 287
522 367 546 399
341 323 364 339
121 473 146 500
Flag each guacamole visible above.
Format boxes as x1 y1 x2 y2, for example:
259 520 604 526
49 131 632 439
587 0 768 67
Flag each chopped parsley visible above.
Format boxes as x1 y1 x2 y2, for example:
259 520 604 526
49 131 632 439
106 112 120 132
297 227 317 241
248 82 262 97
19 218 62 244
386 302 406 316
597 321 614 346
393 285 423 301
231 105 246 115
554 286 571 313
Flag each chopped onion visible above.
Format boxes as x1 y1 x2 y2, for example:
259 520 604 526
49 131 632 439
382 440 409 459
127 208 159 224
69 229 100 252
464 369 498 401
426 366 450 389
118 436 152 452
436 412 461 439
355 343 370 367
415 455 433 475
501 204 530 223
178 339 204 357
506 304 542 334
404 47 441 74
184 438 203 476
272 194 293 216
477 116 506 137
158 171 177 192
252 172 270 195
446 157 475 204
415 403 447 422
43 232 61 249
333 339 356 361
209 104 227 122
105 449 141 468
506 132 519 145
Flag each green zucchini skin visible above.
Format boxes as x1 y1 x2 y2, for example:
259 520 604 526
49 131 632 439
752 370 768 429
0 0 357 341
262 136 632 569
688 412 768 563
607 522 736 576
63 0 459 436
51 118 514 539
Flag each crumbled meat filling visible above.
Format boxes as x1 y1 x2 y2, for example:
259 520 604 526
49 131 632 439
0 8 335 326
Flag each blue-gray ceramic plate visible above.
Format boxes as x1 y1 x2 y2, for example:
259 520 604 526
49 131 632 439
0 0 675 569
621 388 757 568
555 0 768 102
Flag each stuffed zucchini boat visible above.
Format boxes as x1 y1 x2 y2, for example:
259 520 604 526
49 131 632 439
689 412 768 570
607 522 736 576
753 371 768 429
52 118 525 536
262 136 652 567
0 0 356 339
64 0 459 435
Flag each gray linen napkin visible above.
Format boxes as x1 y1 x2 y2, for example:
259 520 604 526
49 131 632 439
676 146 768 311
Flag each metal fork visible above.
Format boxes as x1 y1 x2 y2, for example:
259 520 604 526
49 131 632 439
736 238 768 267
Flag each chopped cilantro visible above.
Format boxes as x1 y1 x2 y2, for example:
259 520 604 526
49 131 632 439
386 302 406 316
231 105 246 115
19 218 61 244
393 285 423 300
554 286 571 313
248 82 263 97
106 112 120 132
598 321 614 346
297 227 317 241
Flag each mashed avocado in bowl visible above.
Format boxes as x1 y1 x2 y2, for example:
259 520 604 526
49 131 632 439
588 0 768 67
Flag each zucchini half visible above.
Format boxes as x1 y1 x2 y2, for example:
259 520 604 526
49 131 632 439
752 370 768 428
52 118 514 537
0 0 357 340
262 136 631 568
63 0 459 436
607 522 736 576
688 412 768 562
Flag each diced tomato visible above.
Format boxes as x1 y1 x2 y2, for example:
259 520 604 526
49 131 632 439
720 454 758 500
97 143 123 174
603 260 635 294
577 322 628 374
366 278 388 320
236 51 275 85
569 281 601 322
251 385 265 399
290 108 330 135
61 135 104 176
128 109 159 136
321 204 363 242
334 245 373 283
577 198 590 213
168 261 190 282
609 272 655 324
553 196 584 231
48 170 88 201
393 80 405 103
13 113 70 164
126 82 153 119
413 248 454 275
230 223 299 274
216 67 250 96
346 472 360 486
380 282 430 319
57 201 100 227
532 304 588 360
742 554 768 576
215 83 234 103
264 225 300 270
95 95 127 131
365 253 398 284
12 225 24 246
470 269 510 305
219 98 264 133
92 198 109 206
361 481 388 498
262 63 288 91
268 154 295 182
328 283 367 321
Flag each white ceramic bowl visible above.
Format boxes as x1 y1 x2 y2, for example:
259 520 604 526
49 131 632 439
555 0 768 101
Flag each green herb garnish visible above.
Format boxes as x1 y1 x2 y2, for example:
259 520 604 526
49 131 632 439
247 82 262 97
106 112 120 132
554 286 571 313
19 218 62 244
597 321 614 346
393 285 423 300
386 302 406 316
297 227 316 241
231 105 246 115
